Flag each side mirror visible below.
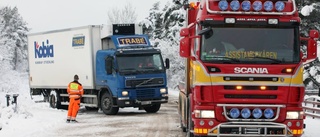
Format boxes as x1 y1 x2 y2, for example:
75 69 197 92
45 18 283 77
105 57 113 74
306 38 317 61
309 29 319 40
165 58 170 69
198 27 213 39
180 28 189 37
302 30 319 63
180 37 191 58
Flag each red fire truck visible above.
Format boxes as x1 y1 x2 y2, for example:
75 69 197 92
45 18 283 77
178 0 319 136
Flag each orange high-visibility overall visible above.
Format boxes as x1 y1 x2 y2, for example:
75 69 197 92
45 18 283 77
67 81 84 120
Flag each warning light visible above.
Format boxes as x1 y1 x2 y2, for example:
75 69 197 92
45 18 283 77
252 1 262 11
264 1 273 12
282 68 294 74
230 0 240 11
236 86 242 90
218 0 228 11
190 2 199 9
260 86 266 90
241 0 251 11
275 1 285 12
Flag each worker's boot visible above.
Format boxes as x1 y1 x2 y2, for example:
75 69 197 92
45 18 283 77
71 120 78 123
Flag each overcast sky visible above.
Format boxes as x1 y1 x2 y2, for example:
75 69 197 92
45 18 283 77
0 0 170 33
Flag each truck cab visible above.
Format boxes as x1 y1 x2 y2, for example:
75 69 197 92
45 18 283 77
178 0 319 137
96 24 170 114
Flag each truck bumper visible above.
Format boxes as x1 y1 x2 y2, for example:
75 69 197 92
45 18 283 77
116 96 168 107
193 121 300 137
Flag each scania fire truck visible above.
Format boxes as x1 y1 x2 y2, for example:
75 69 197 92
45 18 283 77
178 0 319 136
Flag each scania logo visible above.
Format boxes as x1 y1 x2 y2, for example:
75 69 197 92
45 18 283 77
234 67 268 74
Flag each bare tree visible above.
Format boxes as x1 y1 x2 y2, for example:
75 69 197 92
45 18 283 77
107 2 137 24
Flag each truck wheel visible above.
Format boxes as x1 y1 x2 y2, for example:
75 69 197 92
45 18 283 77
100 92 119 115
180 116 187 132
179 95 187 132
144 104 161 113
49 90 62 109
187 113 194 137
187 97 194 137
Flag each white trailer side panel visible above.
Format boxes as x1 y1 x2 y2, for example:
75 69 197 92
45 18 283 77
28 26 101 89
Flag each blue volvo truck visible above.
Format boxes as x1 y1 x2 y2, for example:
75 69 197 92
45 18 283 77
28 24 169 115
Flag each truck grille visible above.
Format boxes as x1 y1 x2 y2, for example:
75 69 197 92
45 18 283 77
208 123 291 137
125 78 164 88
224 76 278 82
224 86 278 90
225 94 277 99
136 89 155 99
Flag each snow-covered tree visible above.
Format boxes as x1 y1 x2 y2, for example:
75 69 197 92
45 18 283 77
298 1 320 89
107 2 138 24
141 0 187 40
0 7 29 72
140 0 188 88
0 6 29 94
139 2 162 39
160 1 186 41
0 15 13 72
299 1 320 36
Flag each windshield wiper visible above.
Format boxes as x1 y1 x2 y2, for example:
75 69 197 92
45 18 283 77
205 56 240 62
246 56 282 63
141 66 157 69
122 68 135 70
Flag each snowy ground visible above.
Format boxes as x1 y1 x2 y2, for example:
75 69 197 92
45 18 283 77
0 73 320 137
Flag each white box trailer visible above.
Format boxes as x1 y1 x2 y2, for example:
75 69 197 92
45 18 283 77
28 25 101 89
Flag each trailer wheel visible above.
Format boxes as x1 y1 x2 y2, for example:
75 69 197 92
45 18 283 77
100 92 119 115
144 104 161 113
49 90 62 109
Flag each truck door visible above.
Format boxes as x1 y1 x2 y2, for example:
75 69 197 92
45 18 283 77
105 56 118 94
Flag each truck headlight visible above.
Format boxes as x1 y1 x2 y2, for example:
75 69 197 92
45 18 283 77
194 110 215 118
286 111 304 119
160 88 167 94
122 91 128 96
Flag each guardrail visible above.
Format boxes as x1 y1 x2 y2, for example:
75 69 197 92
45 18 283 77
303 95 320 119
305 89 319 96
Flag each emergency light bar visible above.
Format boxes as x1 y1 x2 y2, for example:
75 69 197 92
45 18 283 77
206 0 296 15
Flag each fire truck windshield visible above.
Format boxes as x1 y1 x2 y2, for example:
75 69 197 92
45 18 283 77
117 54 165 75
200 27 300 64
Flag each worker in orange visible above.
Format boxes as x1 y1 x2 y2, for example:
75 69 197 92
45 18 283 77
66 74 84 123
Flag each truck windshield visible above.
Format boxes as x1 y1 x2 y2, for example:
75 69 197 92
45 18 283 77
117 54 165 75
200 27 300 64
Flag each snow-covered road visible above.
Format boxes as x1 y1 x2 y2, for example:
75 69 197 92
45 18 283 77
34 94 185 137
0 87 319 137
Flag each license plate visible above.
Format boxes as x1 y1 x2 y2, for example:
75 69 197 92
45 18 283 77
141 101 151 105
